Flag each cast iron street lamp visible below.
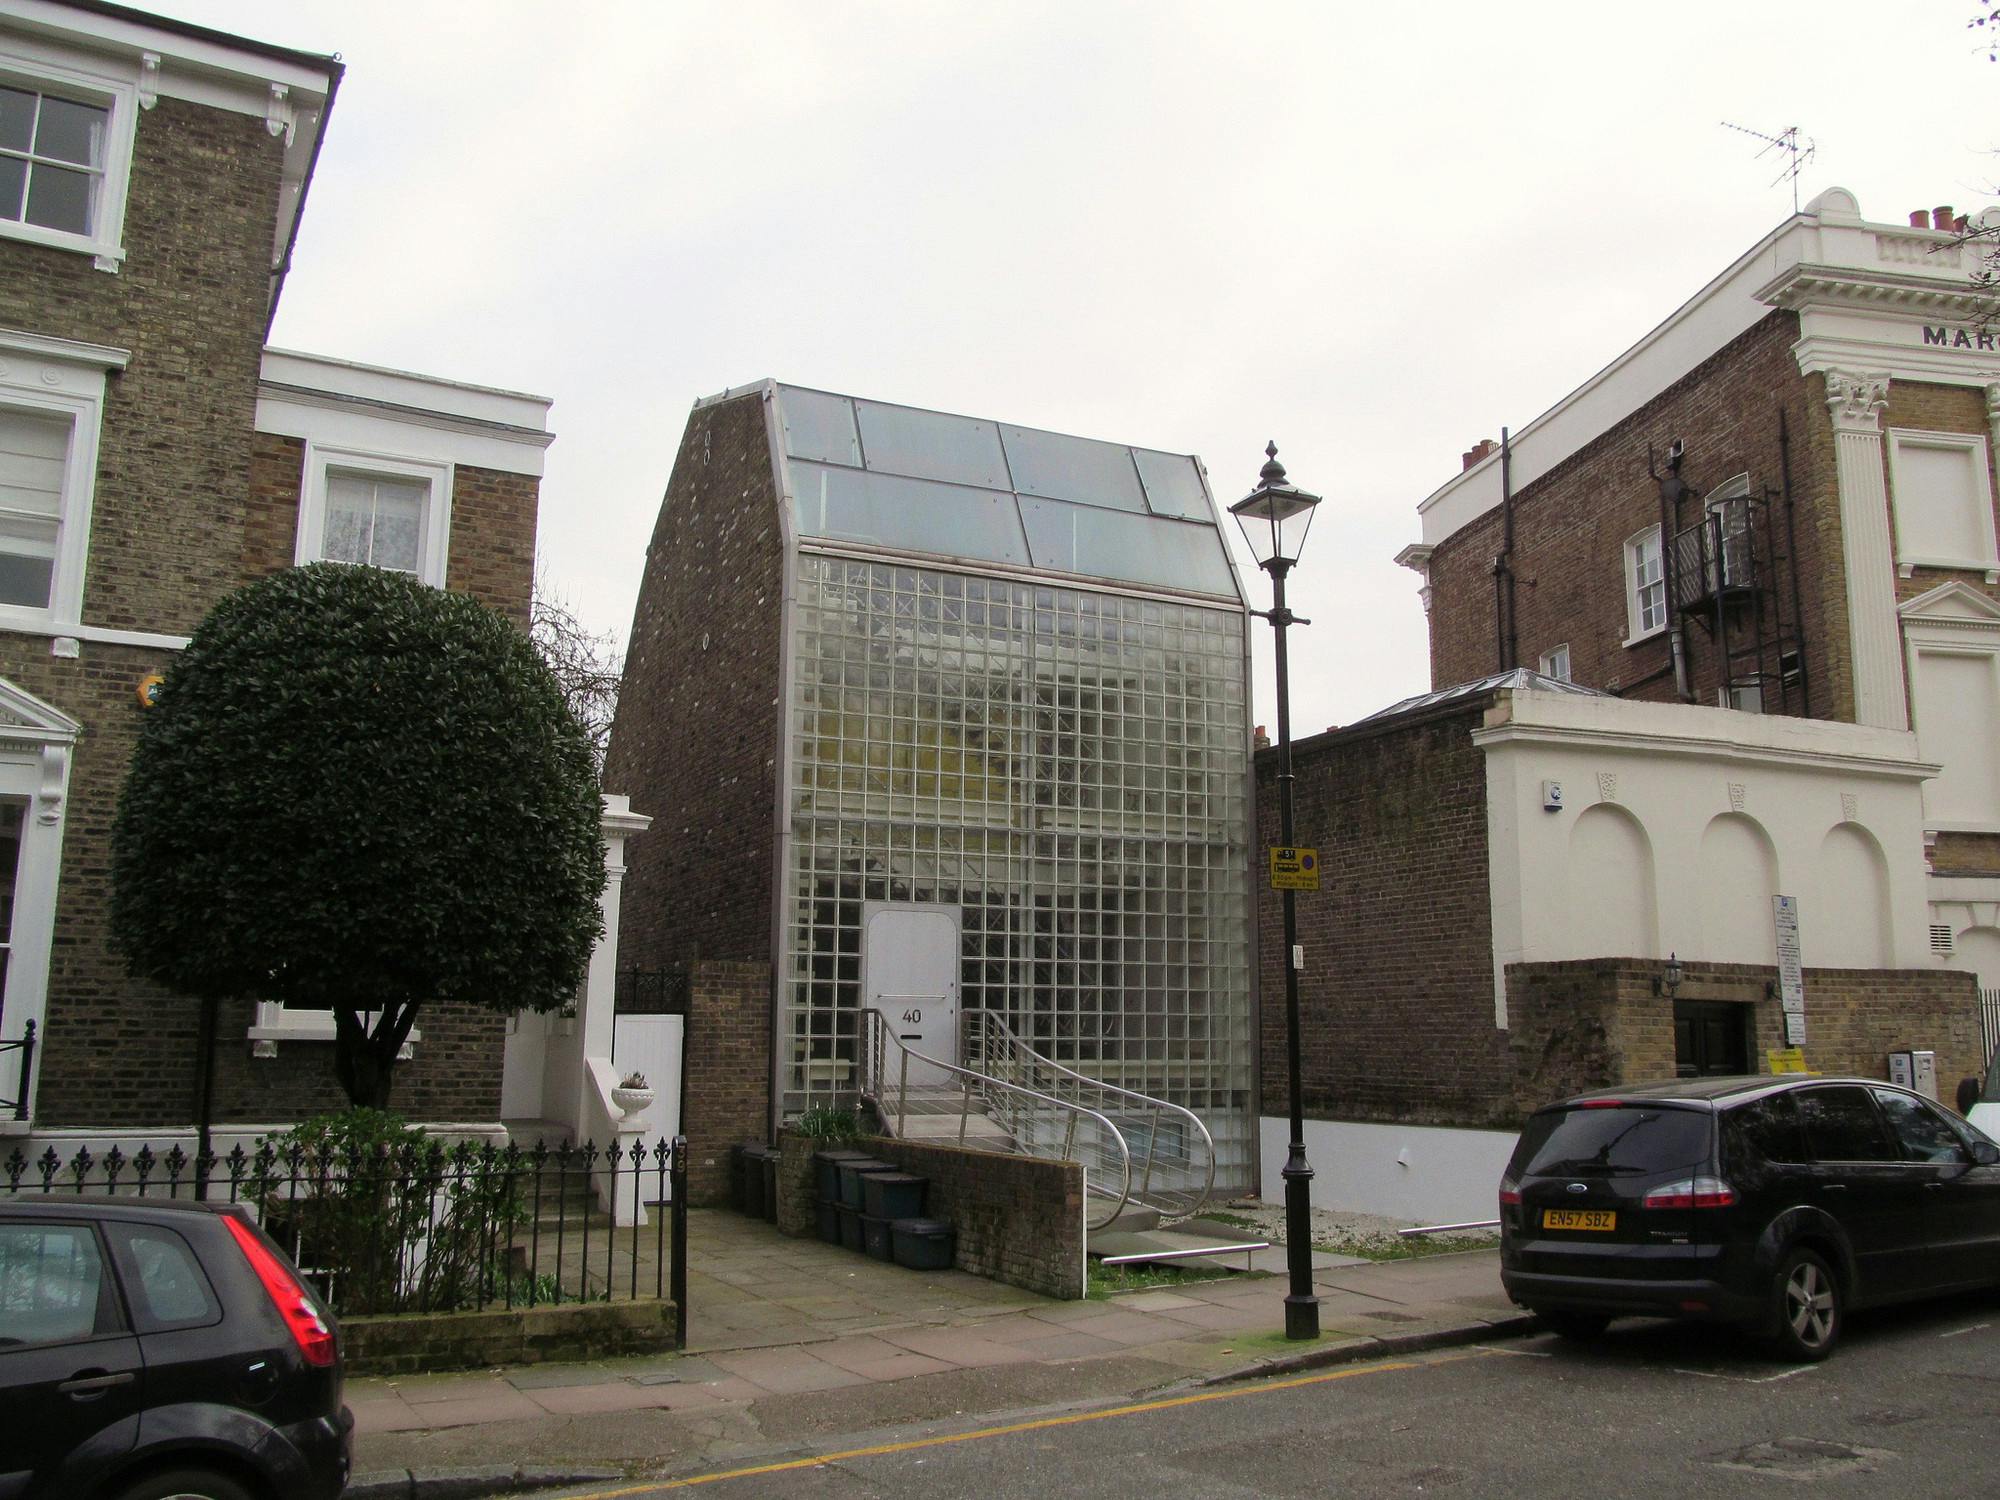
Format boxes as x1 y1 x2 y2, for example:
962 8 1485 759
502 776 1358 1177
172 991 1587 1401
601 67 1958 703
1230 441 1322 1342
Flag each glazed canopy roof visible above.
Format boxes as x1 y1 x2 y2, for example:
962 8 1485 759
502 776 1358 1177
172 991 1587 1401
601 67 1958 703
774 384 1240 600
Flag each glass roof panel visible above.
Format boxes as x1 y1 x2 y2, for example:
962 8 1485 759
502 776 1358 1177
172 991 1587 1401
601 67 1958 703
1133 448 1210 521
790 461 1029 567
1018 499 1235 595
854 401 1009 490
1000 425 1147 512
779 388 861 466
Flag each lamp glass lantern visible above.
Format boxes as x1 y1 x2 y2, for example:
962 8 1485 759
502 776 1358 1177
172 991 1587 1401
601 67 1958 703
1228 454 1321 571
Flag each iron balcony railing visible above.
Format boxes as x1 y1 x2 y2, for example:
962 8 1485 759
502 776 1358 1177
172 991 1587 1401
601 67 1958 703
2 1134 688 1337
1670 497 1757 612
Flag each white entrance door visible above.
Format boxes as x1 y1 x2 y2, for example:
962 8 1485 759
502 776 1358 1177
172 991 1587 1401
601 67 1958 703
862 903 959 1087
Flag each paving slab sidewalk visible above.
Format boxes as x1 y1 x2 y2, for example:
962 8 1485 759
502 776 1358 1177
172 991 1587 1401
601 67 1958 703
347 1220 1529 1492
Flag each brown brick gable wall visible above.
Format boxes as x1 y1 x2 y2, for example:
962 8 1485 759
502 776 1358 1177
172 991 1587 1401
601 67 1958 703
605 391 785 974
1424 312 1843 724
605 391 786 1151
1254 698 1513 1128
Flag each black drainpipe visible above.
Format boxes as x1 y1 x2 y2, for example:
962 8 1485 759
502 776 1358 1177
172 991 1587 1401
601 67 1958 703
1490 429 1517 673
1778 408 1811 714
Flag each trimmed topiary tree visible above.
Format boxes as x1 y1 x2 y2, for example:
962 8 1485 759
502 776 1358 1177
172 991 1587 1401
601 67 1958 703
111 563 606 1108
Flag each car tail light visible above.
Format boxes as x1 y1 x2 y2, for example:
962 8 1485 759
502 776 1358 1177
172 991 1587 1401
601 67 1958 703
1579 1099 1627 1109
1498 1177 1522 1208
1642 1176 1736 1210
223 1214 336 1368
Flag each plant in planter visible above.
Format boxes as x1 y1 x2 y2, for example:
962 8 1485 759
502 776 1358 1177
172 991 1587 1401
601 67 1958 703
794 1104 860 1141
611 1072 654 1119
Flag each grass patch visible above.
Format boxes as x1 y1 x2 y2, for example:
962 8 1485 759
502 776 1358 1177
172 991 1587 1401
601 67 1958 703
1312 1230 1500 1261
1087 1258 1244 1300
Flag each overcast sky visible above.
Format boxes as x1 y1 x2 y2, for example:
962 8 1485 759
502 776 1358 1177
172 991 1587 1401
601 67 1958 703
151 1 1998 735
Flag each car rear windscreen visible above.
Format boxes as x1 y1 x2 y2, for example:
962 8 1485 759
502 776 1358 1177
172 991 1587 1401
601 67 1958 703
1511 1106 1710 1178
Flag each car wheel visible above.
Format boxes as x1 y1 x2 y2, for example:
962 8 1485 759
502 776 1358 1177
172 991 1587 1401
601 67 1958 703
1537 1310 1611 1342
113 1469 256 1500
1767 1247 1841 1361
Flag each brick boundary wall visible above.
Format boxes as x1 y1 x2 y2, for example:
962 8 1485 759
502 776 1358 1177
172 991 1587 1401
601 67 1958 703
849 1136 1085 1300
680 960 772 1205
1255 698 1514 1128
1505 958 1983 1119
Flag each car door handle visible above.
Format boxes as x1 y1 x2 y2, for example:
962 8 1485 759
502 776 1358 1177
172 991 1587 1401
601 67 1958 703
1821 1183 1847 1191
59 1370 136 1398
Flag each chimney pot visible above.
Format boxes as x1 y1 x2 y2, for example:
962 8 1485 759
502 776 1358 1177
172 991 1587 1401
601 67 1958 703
1933 205 1955 231
1910 210 1930 228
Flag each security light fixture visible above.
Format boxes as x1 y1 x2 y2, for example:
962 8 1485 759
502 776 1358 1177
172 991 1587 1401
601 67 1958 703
1661 952 1683 997
1229 442 1322 572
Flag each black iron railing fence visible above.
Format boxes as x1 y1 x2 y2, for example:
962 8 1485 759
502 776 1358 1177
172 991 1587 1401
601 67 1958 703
0 1018 33 1121
1982 988 2000 1069
1 1134 688 1339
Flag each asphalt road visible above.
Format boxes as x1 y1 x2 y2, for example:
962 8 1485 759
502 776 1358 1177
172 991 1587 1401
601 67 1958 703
550 1295 2000 1498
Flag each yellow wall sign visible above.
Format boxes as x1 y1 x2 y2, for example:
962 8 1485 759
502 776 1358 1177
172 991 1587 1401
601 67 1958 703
1269 846 1319 891
1766 1047 1813 1075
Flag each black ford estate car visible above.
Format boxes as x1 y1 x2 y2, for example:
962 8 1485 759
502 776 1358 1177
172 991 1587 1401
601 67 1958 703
1499 1075 2000 1360
0 1195 351 1500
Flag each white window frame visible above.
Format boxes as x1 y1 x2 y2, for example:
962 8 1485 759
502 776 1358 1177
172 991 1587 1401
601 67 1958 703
1622 525 1666 645
1539 643 1571 682
0 46 138 272
1886 428 1999 580
293 442 453 588
0 329 126 640
248 1001 418 1052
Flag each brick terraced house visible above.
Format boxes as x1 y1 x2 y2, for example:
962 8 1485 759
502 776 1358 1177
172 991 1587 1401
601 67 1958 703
0 1 555 1145
1254 189 1998 1221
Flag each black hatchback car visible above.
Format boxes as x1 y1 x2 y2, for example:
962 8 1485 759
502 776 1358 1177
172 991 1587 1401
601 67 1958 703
0 1195 351 1500
1499 1076 2000 1360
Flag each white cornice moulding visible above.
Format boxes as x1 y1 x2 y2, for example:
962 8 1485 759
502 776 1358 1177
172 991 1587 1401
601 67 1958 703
0 329 131 371
1470 718 1939 781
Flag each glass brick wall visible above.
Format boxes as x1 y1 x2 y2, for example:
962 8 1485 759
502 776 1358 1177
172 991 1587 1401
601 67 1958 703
781 554 1256 1184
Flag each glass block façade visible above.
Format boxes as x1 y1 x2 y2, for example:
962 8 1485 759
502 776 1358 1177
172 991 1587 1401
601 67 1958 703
780 554 1256 1179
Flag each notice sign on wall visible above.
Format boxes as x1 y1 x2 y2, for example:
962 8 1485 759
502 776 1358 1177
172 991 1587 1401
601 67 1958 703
1773 894 1805 1044
1269 847 1319 891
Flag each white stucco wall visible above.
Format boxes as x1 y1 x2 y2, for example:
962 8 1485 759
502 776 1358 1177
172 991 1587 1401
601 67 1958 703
1258 1116 1517 1225
1476 690 1936 1023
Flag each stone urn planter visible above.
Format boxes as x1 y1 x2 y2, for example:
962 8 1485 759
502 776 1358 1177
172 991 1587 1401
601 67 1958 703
611 1073 655 1121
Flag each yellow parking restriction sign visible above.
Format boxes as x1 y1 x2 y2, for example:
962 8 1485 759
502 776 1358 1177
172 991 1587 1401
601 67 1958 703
1269 846 1319 891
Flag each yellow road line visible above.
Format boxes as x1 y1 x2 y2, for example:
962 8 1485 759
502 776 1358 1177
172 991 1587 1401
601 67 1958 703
562 1348 1486 1496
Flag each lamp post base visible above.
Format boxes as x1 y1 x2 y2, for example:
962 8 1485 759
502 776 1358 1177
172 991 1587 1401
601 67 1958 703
1285 1294 1321 1342
1282 1147 1319 1339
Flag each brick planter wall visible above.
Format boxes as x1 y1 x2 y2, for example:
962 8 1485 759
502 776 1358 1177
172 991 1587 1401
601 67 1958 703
340 1298 678 1376
856 1137 1085 1300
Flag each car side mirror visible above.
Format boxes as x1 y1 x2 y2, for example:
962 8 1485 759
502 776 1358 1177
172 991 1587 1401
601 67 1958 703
1975 1140 2000 1168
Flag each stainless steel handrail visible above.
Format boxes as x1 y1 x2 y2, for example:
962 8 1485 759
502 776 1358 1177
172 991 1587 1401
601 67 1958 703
966 1012 1218 1222
859 1009 1136 1230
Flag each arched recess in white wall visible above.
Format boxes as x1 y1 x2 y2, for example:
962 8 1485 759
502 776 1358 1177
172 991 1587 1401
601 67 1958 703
1808 822 1892 968
1696 813 1780 964
1565 803 1657 959
1955 926 2000 992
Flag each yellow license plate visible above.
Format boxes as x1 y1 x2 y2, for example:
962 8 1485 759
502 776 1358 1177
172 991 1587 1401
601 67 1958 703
1542 1208 1616 1232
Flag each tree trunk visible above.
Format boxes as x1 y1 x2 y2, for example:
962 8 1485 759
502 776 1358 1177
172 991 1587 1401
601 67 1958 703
331 1002 421 1111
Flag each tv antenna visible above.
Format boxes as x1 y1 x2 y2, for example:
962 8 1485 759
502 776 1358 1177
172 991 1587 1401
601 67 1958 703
1721 122 1816 214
